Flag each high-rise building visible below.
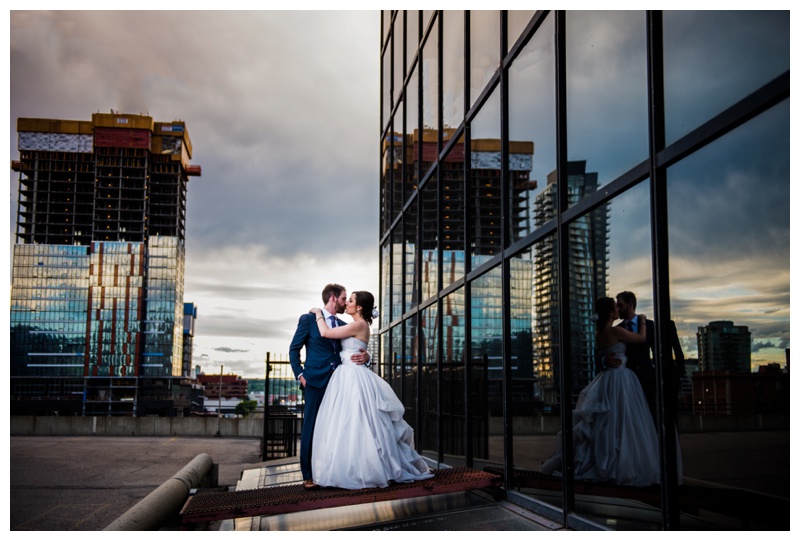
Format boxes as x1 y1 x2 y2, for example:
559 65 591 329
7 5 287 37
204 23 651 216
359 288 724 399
183 302 198 378
532 161 609 405
697 320 752 373
10 112 201 416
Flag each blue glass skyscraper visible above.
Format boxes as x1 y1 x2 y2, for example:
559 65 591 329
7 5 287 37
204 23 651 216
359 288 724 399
10 113 201 416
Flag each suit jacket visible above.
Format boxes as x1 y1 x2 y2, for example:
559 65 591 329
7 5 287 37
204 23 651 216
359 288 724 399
289 313 343 390
618 318 657 419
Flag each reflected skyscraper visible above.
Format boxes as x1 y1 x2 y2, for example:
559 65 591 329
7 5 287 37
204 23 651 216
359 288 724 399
383 129 536 419
697 320 752 373
532 161 609 405
380 10 789 529
10 113 201 416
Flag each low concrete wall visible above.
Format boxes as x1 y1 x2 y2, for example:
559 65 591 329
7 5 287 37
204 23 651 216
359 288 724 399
12 412 788 437
10 415 265 437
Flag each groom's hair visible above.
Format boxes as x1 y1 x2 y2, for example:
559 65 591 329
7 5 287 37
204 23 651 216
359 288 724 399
616 291 637 309
322 283 345 304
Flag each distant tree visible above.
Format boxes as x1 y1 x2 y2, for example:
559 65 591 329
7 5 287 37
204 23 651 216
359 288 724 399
235 399 258 417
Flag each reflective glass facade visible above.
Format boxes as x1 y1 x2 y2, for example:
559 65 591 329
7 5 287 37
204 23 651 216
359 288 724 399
380 11 789 530
10 113 200 416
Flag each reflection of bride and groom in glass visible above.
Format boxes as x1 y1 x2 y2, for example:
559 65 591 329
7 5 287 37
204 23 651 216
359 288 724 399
289 284 433 490
540 291 683 487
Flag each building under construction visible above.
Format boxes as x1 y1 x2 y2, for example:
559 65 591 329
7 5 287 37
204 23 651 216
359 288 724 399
10 112 201 416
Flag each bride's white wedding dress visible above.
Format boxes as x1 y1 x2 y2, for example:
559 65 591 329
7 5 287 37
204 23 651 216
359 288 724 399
311 337 434 489
540 341 678 487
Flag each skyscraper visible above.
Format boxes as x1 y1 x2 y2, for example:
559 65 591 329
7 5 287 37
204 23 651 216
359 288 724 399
532 161 609 405
697 320 752 373
10 112 201 416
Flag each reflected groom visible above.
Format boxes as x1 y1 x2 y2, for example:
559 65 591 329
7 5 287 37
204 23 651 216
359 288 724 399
615 291 657 422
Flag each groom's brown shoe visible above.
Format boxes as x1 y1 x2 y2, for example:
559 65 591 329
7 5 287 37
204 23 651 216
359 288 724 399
303 479 319 490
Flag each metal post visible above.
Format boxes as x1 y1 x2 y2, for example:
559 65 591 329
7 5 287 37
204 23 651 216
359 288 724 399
216 364 223 437
262 352 270 461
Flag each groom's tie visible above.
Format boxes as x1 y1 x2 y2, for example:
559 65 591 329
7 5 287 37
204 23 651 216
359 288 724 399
625 320 633 332
329 315 339 354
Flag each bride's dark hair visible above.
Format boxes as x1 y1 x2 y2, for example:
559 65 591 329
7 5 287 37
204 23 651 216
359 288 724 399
594 297 616 331
354 291 376 325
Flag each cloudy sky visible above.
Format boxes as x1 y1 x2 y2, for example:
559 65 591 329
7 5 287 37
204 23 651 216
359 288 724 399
8 9 381 378
5 8 793 379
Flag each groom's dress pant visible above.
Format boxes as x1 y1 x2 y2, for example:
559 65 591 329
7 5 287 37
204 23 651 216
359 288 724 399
300 382 327 481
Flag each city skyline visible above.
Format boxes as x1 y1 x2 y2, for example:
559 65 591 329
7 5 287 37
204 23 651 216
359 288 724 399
7 9 791 379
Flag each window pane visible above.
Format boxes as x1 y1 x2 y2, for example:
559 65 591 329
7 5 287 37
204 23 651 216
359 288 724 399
469 10 500 110
509 12 555 240
508 10 536 52
393 101 405 218
442 287 465 459
566 11 648 202
421 173 439 302
405 70 419 207
472 267 501 464
380 241 390 328
406 10 420 67
512 237 562 506
422 16 440 139
391 227 403 321
441 139 465 288
663 11 789 146
382 44 391 132
382 10 392 49
420 302 439 458
404 200 418 313
443 10 465 131
404 317 418 424
667 101 789 521
469 85 501 269
381 135 391 235
390 325 402 398
394 12 405 108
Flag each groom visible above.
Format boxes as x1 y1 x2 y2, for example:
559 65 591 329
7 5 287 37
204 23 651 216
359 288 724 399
615 291 657 423
614 291 685 425
289 283 369 489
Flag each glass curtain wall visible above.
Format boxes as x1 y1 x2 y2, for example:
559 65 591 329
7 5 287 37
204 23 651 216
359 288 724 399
379 10 789 531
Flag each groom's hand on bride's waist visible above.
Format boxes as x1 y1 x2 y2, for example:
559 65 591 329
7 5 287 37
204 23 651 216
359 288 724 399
350 349 370 365
603 354 622 369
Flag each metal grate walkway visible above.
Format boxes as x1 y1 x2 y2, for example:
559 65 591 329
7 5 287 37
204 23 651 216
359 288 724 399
180 467 501 525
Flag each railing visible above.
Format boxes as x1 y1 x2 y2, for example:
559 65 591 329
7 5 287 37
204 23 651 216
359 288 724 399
262 354 305 461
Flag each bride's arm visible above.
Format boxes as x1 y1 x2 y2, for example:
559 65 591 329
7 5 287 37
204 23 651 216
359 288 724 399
618 314 647 344
310 308 358 340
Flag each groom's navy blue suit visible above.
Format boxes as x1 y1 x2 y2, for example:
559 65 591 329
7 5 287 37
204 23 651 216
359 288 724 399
620 318 657 423
289 312 344 481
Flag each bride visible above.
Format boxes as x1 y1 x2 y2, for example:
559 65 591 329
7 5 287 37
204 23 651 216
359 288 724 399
539 297 661 487
309 291 433 489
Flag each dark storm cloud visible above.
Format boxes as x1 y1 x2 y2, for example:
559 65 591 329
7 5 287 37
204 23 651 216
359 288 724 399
10 10 380 259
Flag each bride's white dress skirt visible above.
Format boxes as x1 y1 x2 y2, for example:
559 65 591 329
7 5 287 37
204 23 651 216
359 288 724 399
540 344 680 487
312 337 433 489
